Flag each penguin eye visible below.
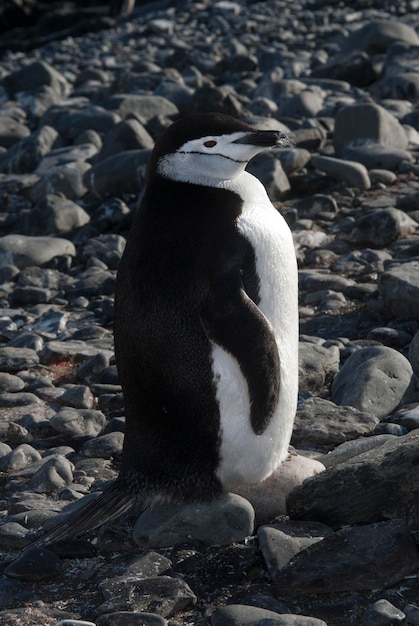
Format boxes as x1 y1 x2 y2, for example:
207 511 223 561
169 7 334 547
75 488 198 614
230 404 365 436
204 140 217 148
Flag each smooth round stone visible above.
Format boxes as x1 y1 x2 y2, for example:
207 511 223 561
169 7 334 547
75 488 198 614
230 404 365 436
234 451 325 525
133 493 255 548
79 431 124 459
311 155 371 190
331 346 415 418
0 522 33 549
96 612 166 626
0 234 75 269
0 372 25 392
362 599 406 625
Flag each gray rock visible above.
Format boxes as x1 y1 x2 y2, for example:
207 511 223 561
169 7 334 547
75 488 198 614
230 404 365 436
29 159 90 200
29 455 74 493
103 94 178 123
40 340 103 365
334 103 408 157
362 599 405 625
298 342 340 393
409 331 419 376
41 104 120 141
246 152 290 199
311 155 371 190
319 434 397 468
272 519 419 596
312 50 376 87
96 613 167 626
4 547 61 581
0 522 33 549
23 194 90 236
211 604 328 626
0 444 42 471
0 372 25 392
58 385 95 409
79 431 124 459
0 391 40 406
4 60 70 115
84 149 151 200
276 148 311 175
79 234 126 270
0 115 30 149
0 346 39 372
258 519 333 577
35 143 98 174
342 144 413 171
342 20 419 54
50 408 106 437
0 234 75 269
378 261 419 320
97 575 196 617
331 345 414 418
287 429 419 529
0 125 60 174
404 604 419 625
93 119 154 163
292 397 379 448
132 493 255 548
338 208 417 247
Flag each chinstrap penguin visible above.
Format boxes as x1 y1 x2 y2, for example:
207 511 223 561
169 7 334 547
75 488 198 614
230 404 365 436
34 112 299 547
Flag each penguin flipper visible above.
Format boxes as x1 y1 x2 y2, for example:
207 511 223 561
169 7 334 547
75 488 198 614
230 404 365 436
201 283 280 436
32 480 133 548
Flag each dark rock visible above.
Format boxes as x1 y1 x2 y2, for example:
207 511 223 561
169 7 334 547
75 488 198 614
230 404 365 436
273 519 419 596
378 262 419 320
287 429 419 530
97 575 197 617
292 397 379 448
4 546 61 581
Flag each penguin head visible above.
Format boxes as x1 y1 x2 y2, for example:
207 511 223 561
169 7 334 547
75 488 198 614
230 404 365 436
150 112 289 186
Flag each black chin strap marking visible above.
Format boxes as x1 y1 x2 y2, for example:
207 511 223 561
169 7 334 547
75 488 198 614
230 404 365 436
177 150 248 165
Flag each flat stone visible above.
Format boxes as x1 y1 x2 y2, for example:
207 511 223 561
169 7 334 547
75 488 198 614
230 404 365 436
0 346 39 372
212 604 328 625
287 429 419 529
292 397 379 448
97 575 196 617
272 519 419 596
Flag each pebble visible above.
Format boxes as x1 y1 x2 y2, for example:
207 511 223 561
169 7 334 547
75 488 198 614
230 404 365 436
0 0 418 625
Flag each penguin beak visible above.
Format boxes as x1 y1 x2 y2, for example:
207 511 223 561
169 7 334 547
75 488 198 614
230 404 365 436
233 130 290 148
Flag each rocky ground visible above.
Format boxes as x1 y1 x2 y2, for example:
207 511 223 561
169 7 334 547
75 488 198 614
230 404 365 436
1 0 419 625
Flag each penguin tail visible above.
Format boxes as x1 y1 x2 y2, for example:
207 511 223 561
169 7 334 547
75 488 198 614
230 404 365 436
32 480 134 548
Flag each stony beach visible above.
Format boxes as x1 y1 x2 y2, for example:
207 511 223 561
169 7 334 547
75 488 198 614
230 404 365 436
1 0 419 624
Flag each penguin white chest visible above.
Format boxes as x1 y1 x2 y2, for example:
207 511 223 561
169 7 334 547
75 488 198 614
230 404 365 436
212 171 299 489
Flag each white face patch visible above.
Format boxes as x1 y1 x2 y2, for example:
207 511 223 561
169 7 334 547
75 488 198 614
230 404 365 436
157 131 271 186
